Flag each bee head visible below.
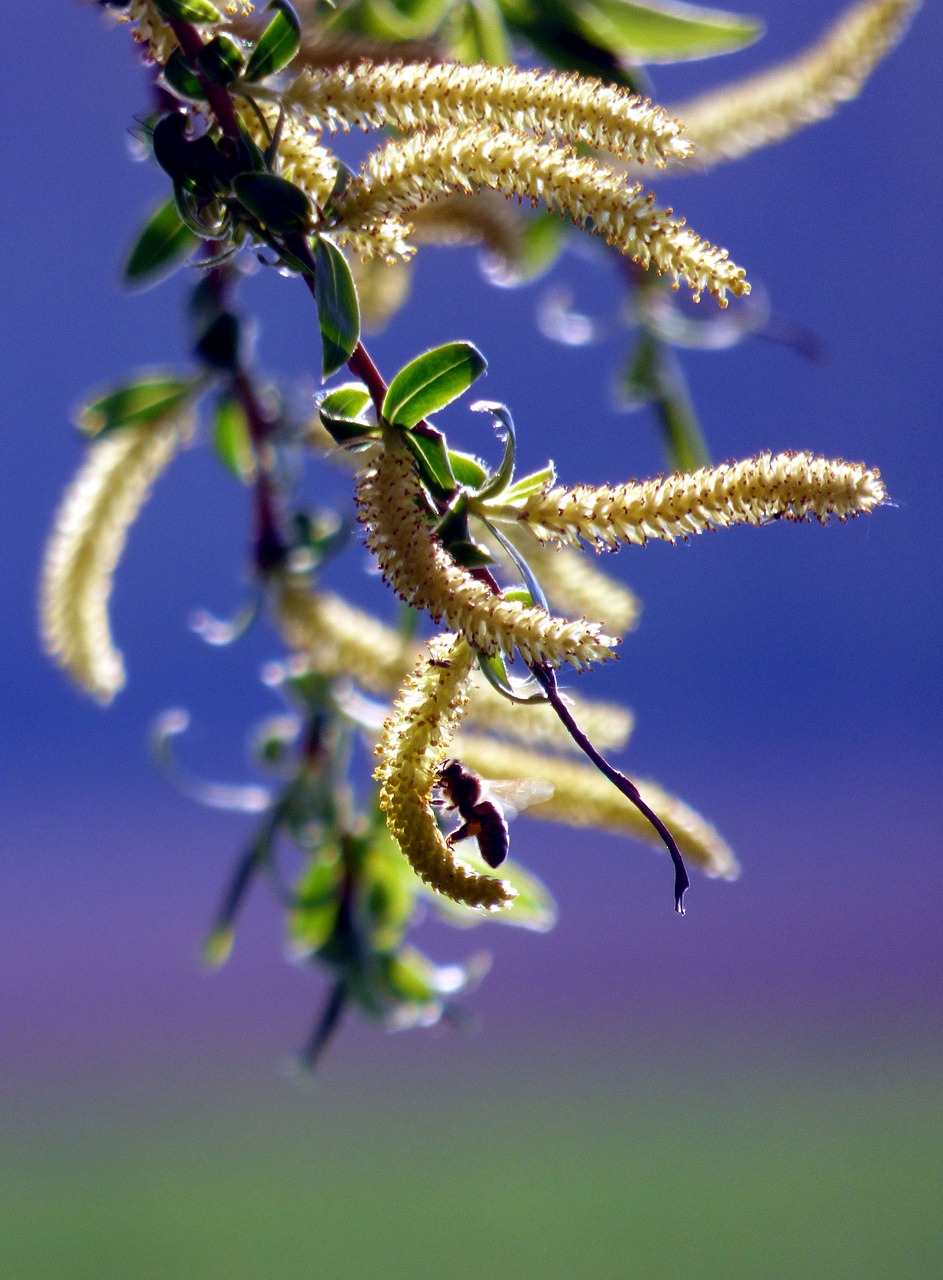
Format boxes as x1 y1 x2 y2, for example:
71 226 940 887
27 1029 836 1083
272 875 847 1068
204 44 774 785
438 758 462 782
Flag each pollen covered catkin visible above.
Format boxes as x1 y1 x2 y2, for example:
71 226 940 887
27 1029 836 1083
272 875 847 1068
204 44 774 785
287 60 691 167
333 126 749 304
375 634 516 910
40 415 191 703
508 452 887 549
674 0 920 167
356 431 618 669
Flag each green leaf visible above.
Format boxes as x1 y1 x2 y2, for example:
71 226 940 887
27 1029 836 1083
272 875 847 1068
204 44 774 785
403 430 457 497
202 924 235 969
318 383 378 445
212 394 256 483
576 0 763 64
482 517 548 609
500 464 556 505
314 237 361 377
320 383 372 421
619 332 708 471
383 342 487 429
123 198 199 288
76 373 198 437
472 400 516 500
152 0 222 22
450 0 512 64
232 171 310 235
448 539 496 567
380 949 439 1004
327 0 452 41
498 0 642 87
449 450 488 489
162 50 206 102
244 1 302 81
289 859 343 957
516 211 569 283
199 34 245 85
321 160 356 222
477 651 547 704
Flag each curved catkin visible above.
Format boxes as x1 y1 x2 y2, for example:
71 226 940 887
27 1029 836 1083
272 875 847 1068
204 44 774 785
375 635 516 910
356 432 618 670
673 0 920 168
40 416 191 703
453 734 739 881
274 581 415 692
508 452 887 550
287 60 691 167
332 125 749 304
273 580 632 752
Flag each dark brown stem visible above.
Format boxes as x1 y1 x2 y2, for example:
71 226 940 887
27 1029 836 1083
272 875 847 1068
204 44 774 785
165 17 243 140
233 368 288 574
166 20 444 443
529 662 690 914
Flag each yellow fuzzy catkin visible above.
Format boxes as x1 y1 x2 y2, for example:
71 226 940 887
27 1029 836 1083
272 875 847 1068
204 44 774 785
255 107 338 209
469 684 634 756
275 580 632 751
40 416 191 704
506 452 887 550
356 433 618 670
274 582 415 691
123 0 179 65
453 734 739 881
411 190 524 261
247 105 413 262
375 635 516 910
287 61 691 167
332 125 749 304
499 532 642 635
674 0 920 168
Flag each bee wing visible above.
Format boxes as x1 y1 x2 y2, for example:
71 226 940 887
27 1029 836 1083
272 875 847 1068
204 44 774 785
485 779 554 821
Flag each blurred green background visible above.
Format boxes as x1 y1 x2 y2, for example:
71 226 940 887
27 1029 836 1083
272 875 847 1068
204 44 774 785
4 1042 940 1278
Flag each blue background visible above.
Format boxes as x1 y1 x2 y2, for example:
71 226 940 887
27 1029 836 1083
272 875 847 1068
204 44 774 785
1 4 940 1275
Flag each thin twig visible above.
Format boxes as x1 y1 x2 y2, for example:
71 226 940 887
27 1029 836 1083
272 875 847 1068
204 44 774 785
530 662 690 914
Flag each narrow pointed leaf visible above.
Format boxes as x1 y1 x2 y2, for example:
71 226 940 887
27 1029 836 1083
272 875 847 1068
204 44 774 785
314 237 361 378
620 333 708 471
482 517 549 610
328 0 452 40
162 50 206 101
403 430 457 497
77 373 199 437
577 0 763 64
199 34 244 85
124 198 199 288
233 172 310 235
500 464 556 505
244 1 302 81
152 0 221 22
449 450 489 489
320 383 372 422
212 394 256 482
317 385 375 445
451 0 512 65
472 400 517 500
383 342 487 429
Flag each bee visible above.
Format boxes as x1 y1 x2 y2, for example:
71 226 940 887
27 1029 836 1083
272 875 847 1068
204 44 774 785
435 758 552 869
